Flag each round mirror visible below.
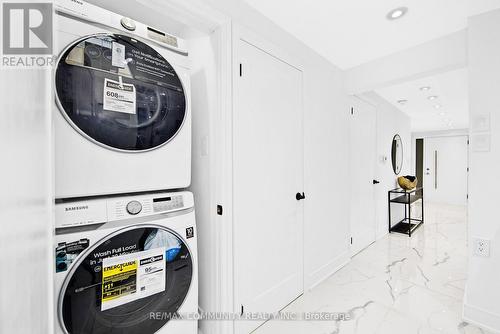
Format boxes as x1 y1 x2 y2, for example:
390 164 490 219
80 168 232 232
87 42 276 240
391 134 403 175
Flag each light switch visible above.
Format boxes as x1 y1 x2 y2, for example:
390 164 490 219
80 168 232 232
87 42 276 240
471 133 491 152
471 113 490 132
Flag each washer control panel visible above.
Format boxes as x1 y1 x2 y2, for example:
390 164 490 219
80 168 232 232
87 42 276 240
55 191 194 229
153 195 184 213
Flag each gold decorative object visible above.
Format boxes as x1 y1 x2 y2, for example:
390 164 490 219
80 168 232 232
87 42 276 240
398 175 418 190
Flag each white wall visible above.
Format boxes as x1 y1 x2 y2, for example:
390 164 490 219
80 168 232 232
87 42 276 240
361 92 412 239
181 3 352 331
178 0 349 324
188 34 218 329
464 9 500 333
202 0 351 302
0 70 53 332
167 4 351 332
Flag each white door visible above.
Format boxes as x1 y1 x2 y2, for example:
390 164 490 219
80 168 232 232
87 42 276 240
350 98 377 255
233 40 304 334
424 136 468 205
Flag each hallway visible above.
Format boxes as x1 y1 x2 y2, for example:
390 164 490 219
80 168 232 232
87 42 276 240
256 203 487 334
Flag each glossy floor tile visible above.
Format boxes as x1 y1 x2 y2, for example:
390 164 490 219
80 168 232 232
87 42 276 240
254 203 490 334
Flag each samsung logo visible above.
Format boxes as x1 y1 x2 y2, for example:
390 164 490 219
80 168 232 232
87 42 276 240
65 205 89 212
70 0 84 5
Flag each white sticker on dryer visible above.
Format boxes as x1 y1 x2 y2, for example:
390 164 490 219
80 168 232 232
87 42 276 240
111 42 126 68
103 78 136 114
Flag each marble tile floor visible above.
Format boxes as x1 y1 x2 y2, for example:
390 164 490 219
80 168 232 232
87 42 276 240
254 203 490 334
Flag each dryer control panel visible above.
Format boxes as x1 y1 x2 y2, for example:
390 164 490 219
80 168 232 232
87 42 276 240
56 191 194 229
54 0 188 53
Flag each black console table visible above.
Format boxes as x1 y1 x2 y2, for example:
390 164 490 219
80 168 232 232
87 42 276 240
388 187 424 237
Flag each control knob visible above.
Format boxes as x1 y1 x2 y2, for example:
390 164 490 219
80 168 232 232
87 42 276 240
126 200 142 215
120 17 136 31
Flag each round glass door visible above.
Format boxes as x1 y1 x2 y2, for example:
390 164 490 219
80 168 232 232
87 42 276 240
55 34 187 151
59 226 193 334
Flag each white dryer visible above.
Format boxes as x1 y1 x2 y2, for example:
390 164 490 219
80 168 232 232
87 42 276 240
54 0 191 199
54 191 198 334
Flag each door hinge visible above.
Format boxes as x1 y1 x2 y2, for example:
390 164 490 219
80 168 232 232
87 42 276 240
467 167 470 172
217 205 223 216
239 63 242 77
240 305 244 316
467 139 470 145
351 107 354 115
350 237 353 245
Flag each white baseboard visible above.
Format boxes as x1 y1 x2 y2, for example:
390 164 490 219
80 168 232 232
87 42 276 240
376 230 388 241
305 251 350 291
463 303 500 334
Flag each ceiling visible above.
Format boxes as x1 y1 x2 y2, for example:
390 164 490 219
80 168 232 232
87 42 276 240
242 0 500 69
375 68 469 132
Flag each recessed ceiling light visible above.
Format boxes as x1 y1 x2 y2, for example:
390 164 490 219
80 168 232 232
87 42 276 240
386 7 408 20
420 86 431 91
439 112 446 116
434 104 442 109
428 95 438 100
397 99 408 105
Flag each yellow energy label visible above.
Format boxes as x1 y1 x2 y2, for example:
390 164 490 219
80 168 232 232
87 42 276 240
102 260 138 303
101 247 166 311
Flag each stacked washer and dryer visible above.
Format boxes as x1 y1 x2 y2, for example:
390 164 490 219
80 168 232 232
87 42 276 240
53 1 197 333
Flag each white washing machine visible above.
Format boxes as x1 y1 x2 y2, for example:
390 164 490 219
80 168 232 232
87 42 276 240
54 191 198 334
54 0 191 199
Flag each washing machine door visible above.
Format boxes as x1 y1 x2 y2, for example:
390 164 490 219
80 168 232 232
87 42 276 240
59 225 193 334
55 34 187 152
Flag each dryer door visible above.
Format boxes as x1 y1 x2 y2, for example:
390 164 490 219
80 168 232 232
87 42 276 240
59 225 193 334
55 34 187 152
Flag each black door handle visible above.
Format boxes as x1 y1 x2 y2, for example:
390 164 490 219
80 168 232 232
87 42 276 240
373 180 380 184
296 192 306 200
